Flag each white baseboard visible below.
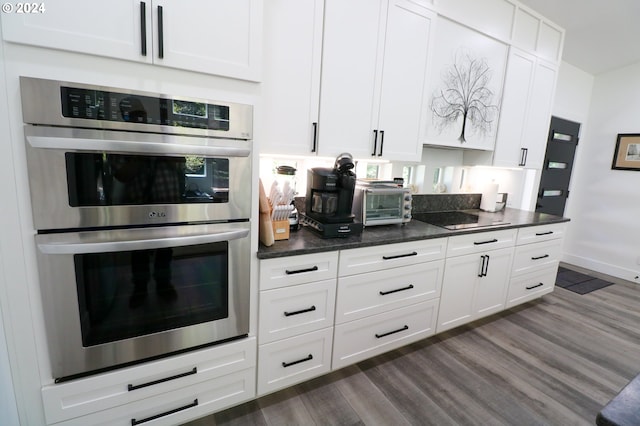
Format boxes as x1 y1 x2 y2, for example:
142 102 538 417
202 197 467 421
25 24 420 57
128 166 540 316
562 253 640 284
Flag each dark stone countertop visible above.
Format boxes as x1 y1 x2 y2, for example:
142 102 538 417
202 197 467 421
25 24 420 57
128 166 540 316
257 208 570 259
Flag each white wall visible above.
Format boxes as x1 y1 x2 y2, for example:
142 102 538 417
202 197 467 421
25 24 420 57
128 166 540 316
557 60 640 283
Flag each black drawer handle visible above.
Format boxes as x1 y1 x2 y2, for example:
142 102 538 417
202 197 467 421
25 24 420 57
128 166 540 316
131 399 198 425
531 254 550 260
526 283 544 290
285 266 318 275
128 367 197 391
284 305 316 317
375 325 409 339
473 239 498 245
535 231 553 236
282 354 313 368
383 251 418 260
380 284 414 296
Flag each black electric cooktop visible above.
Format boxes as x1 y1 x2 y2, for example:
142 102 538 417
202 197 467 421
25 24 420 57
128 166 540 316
412 211 509 230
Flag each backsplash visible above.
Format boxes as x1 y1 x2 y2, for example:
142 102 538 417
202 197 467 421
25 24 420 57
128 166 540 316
294 193 506 215
411 193 481 213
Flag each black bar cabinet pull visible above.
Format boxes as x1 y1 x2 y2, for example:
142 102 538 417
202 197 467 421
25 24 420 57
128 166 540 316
140 2 147 56
285 265 318 275
157 5 164 59
526 283 544 290
375 325 409 339
478 255 486 277
378 130 385 156
284 305 316 317
535 231 553 236
483 254 490 276
311 122 318 152
372 130 378 156
282 354 313 368
473 239 498 246
128 367 197 391
383 251 418 260
519 147 528 166
131 399 198 425
531 254 550 260
380 284 414 296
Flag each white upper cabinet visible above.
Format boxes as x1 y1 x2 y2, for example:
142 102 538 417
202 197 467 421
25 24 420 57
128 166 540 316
493 47 557 169
1 1 151 63
260 0 324 155
317 0 435 161
0 0 263 81
152 0 262 81
513 5 564 63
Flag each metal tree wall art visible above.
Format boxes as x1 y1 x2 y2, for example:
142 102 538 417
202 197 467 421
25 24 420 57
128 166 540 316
430 49 500 143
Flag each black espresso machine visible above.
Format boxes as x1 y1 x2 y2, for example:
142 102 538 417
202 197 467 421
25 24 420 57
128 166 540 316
302 153 364 238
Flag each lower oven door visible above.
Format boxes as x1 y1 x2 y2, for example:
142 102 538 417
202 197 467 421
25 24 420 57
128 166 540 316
35 222 250 381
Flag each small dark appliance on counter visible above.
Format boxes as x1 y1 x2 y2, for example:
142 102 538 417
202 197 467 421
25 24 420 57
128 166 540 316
302 153 363 238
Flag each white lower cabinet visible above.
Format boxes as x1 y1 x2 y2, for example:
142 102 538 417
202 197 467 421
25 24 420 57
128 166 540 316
506 264 558 308
41 337 256 425
57 368 255 426
257 252 338 396
254 224 566 400
437 230 516 333
259 279 336 344
257 327 333 395
506 223 566 307
332 239 445 369
335 260 444 324
333 299 439 369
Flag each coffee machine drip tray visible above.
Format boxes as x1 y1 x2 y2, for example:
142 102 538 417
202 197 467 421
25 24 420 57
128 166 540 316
301 214 363 238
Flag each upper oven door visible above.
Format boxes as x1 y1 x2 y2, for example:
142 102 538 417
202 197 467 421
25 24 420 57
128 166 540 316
24 126 251 230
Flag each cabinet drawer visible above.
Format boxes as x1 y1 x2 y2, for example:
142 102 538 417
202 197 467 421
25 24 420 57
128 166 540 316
42 338 256 424
512 239 562 276
259 251 339 290
446 229 516 257
332 299 439 370
259 279 336 344
335 260 443 324
257 327 333 396
506 265 558 308
516 222 566 245
57 368 256 426
338 238 447 277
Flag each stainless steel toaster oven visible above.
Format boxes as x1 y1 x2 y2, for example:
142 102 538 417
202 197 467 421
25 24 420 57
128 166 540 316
352 179 412 226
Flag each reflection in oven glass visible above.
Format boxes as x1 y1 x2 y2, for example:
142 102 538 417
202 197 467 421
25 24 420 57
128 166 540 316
65 153 230 206
75 242 228 347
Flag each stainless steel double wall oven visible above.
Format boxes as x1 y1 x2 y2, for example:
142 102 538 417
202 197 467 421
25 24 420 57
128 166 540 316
20 77 253 381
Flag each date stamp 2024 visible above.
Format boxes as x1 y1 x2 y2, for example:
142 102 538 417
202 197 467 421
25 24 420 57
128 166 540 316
2 2 46 13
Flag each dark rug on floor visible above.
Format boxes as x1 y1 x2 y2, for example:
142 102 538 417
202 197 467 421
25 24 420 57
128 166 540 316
556 267 615 294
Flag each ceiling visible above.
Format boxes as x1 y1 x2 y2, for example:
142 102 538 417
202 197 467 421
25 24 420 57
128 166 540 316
517 0 640 75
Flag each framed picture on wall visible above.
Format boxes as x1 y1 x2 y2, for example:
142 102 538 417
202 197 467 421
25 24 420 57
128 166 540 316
612 134 640 171
424 17 508 151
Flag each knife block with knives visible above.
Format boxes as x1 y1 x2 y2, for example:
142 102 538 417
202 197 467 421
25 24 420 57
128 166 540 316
258 179 292 245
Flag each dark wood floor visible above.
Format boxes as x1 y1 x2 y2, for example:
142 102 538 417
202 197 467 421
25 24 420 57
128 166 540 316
186 278 640 426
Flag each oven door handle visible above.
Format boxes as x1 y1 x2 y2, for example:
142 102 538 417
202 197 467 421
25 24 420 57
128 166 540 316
38 229 249 255
26 135 250 158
